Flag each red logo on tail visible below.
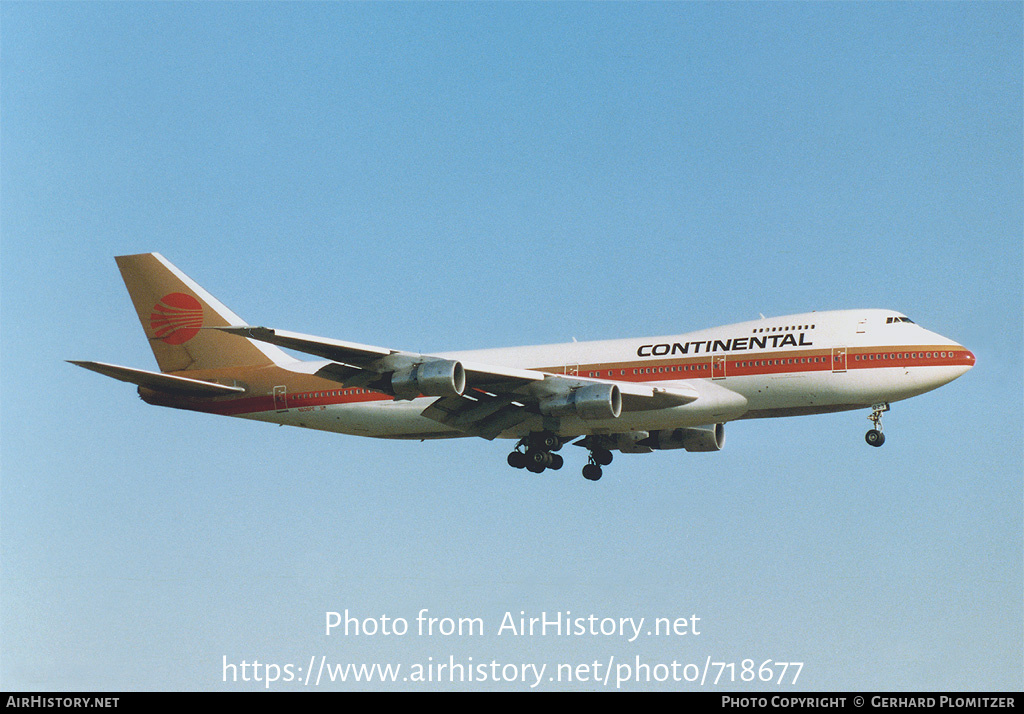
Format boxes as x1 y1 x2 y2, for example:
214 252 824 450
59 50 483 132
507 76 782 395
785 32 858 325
150 293 203 344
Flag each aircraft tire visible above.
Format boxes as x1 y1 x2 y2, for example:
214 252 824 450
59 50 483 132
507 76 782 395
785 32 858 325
865 429 885 447
526 449 551 468
582 463 602 481
532 433 561 451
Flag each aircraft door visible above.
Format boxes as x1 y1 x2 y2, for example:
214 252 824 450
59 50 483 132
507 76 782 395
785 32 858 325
831 347 848 373
273 385 288 411
712 354 727 380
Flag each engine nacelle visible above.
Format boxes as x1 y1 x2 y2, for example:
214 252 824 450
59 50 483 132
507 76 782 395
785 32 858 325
648 424 725 452
616 431 653 454
540 383 622 421
391 359 466 399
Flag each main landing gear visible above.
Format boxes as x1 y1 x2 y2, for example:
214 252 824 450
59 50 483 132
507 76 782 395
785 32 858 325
865 402 890 447
507 432 613 481
582 443 613 481
507 432 564 474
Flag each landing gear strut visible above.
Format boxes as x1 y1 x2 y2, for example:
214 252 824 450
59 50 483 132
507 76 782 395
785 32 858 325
581 441 613 481
507 432 564 474
507 432 613 481
865 403 889 447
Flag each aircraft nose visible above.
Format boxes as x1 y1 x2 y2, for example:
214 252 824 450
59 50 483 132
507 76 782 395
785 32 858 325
921 344 975 392
945 345 975 382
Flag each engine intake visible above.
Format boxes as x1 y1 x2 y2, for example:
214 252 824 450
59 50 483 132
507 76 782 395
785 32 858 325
391 359 466 399
540 383 622 421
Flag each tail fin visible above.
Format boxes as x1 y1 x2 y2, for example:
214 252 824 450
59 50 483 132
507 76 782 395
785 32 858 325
115 253 294 372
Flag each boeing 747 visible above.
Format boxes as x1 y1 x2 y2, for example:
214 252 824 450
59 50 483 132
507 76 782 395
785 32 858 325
71 254 975 481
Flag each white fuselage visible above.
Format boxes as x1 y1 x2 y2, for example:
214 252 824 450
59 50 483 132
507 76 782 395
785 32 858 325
241 309 973 441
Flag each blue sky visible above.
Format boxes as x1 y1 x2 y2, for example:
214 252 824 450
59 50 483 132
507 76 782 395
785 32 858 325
2 2 1021 691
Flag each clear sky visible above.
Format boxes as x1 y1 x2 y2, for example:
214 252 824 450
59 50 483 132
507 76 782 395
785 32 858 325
2 1 1021 692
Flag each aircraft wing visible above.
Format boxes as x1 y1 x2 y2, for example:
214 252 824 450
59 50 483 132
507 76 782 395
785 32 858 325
419 374 698 439
215 326 699 439
213 326 395 366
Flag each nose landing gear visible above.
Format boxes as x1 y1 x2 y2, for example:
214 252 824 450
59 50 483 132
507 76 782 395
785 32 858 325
865 402 889 447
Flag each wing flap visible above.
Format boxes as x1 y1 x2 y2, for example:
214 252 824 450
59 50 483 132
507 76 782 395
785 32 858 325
420 392 533 440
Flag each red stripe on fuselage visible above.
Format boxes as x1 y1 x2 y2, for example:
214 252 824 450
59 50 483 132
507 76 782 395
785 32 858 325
160 345 974 417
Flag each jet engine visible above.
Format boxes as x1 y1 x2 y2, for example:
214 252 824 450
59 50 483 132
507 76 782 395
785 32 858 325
615 431 653 453
645 424 725 452
540 383 622 421
391 359 466 399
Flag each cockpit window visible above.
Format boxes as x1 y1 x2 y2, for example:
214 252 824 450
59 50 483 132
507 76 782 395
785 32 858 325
886 316 915 324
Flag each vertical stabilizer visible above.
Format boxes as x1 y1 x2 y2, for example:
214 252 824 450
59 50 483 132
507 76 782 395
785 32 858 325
115 253 294 372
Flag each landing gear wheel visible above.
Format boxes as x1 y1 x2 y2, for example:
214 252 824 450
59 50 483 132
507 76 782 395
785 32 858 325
865 402 890 448
529 432 562 451
549 453 564 470
582 463 603 481
526 449 551 469
507 451 526 468
593 448 613 466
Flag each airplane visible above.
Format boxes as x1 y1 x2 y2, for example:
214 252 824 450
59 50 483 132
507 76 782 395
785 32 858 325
70 253 975 481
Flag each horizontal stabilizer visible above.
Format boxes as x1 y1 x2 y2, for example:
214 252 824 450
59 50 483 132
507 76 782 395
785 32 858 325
68 361 245 396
